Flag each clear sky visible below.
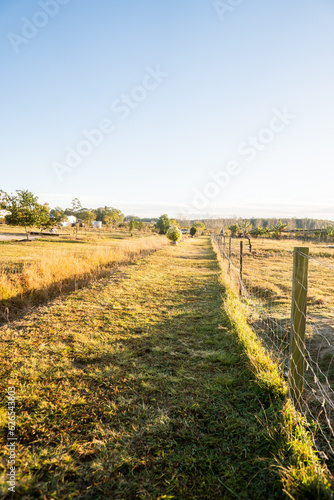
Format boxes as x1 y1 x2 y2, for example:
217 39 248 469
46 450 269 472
1 0 334 218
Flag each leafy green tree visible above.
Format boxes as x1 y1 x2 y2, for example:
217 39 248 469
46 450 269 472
228 223 240 237
79 210 96 226
271 221 289 239
37 203 53 231
169 218 179 228
319 224 334 241
250 227 269 238
166 226 181 242
0 190 8 209
47 207 66 230
129 219 138 231
322 224 334 236
50 207 65 220
5 190 48 240
155 214 171 235
96 207 124 227
194 222 206 231
190 226 197 238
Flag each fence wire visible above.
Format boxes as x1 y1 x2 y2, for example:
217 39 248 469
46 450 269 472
213 235 334 468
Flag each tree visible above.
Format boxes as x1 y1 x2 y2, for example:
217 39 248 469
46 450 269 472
239 220 252 252
71 198 82 214
155 214 170 235
190 226 197 238
250 227 269 238
79 210 95 226
271 221 289 240
5 190 48 240
169 218 179 228
0 190 7 209
228 223 240 237
129 219 138 231
194 222 206 231
249 218 257 228
37 203 53 231
166 226 181 243
45 207 66 230
96 207 124 227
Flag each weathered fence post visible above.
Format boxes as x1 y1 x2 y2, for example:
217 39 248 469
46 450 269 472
219 235 224 258
289 247 309 412
228 238 231 274
239 241 243 296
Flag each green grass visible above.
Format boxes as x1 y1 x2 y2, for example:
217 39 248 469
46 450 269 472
0 237 332 498
212 237 334 499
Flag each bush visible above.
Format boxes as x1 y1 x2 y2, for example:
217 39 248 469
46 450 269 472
166 226 181 242
190 226 197 237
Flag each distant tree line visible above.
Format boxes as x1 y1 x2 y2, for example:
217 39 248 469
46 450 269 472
198 217 333 231
2 189 330 242
0 189 126 240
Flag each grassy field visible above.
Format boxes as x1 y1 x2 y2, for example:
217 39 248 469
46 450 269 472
0 229 155 270
0 237 331 498
226 236 334 356
219 236 334 466
228 237 334 306
0 229 167 322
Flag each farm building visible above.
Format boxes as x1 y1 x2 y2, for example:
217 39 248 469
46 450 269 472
60 215 77 227
0 210 10 222
0 210 10 218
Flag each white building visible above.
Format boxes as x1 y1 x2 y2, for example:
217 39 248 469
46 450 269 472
91 221 102 229
0 210 10 219
60 215 77 227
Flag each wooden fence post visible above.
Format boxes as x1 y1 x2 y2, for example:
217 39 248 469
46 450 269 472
239 241 243 296
228 238 231 274
289 247 309 412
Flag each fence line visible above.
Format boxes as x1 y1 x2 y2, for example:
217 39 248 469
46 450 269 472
212 234 334 466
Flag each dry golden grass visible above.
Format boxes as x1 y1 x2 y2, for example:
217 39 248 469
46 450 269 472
0 235 167 319
225 237 334 361
1 237 332 498
226 237 334 314
218 236 334 469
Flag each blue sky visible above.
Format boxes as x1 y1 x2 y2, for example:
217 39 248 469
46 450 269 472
1 0 334 218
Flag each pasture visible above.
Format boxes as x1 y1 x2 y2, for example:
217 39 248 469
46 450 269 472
220 236 334 467
0 228 166 322
0 236 332 498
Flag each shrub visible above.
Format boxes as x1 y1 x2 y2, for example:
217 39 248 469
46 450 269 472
190 226 197 237
166 226 181 242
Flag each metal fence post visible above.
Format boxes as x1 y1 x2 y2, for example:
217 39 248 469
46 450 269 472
289 247 309 412
239 241 243 296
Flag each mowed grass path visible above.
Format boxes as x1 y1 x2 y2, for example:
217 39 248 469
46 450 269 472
1 237 284 498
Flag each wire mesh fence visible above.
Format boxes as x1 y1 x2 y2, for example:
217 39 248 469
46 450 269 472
212 234 334 468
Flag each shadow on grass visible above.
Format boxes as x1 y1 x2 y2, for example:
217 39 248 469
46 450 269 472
2 282 292 500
